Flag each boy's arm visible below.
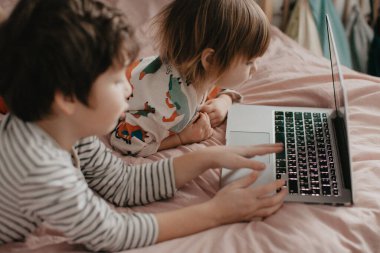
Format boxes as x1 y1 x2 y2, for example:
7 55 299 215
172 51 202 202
78 136 176 207
23 139 285 251
21 157 159 252
78 138 286 249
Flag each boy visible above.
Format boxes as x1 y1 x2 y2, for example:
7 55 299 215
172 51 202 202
0 0 287 251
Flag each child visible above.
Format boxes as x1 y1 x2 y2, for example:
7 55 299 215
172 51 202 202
0 0 287 251
110 0 269 157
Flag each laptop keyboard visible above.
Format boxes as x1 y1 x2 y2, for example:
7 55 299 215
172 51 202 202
275 111 339 196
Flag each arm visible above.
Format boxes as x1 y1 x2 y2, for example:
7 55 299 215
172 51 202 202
156 143 288 241
78 137 286 247
21 153 160 251
77 136 176 206
158 132 182 151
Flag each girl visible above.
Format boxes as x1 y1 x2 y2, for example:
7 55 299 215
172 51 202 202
110 0 270 157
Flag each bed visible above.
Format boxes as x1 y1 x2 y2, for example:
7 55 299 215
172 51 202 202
1 0 380 252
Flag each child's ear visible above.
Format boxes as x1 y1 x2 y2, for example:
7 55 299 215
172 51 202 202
200 48 215 71
53 91 76 116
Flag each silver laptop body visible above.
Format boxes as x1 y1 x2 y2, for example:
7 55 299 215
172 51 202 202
221 15 353 206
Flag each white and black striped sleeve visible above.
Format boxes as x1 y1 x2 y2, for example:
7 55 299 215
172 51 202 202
76 136 177 207
19 165 159 251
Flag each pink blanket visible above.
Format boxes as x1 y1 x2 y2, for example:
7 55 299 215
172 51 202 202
1 1 380 252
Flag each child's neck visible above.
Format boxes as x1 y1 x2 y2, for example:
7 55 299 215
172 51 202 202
36 117 79 152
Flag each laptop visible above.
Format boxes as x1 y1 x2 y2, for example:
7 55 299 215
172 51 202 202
221 15 353 206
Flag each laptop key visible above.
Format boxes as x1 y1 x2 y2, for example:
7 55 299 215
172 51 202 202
322 186 332 196
288 180 299 194
312 189 320 195
276 152 286 159
275 133 285 144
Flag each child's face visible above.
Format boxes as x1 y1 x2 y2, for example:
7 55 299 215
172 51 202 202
215 58 257 89
76 64 131 136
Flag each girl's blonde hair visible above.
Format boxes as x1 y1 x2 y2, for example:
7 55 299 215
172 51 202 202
154 0 271 85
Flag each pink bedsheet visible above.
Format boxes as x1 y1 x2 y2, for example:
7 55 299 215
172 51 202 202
1 0 380 252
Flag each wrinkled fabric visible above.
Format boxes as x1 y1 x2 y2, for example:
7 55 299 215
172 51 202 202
308 0 353 68
285 0 323 56
345 0 374 73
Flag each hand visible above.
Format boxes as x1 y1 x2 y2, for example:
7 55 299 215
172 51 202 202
201 143 284 170
178 112 213 144
209 173 287 223
173 143 284 189
199 94 232 127
209 143 287 221
157 143 286 242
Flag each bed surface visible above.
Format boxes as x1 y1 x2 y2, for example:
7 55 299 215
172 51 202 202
1 0 380 252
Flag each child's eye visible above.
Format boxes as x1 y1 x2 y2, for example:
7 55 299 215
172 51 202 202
246 61 253 65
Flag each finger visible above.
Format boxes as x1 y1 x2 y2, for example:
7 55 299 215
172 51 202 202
202 112 211 124
252 201 284 219
254 179 287 198
254 188 287 215
206 111 217 121
199 104 213 113
229 143 284 158
210 120 219 128
191 112 200 123
195 112 207 123
225 155 267 171
227 172 259 189
259 189 288 211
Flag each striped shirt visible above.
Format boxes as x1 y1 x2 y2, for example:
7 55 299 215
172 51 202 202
0 114 176 251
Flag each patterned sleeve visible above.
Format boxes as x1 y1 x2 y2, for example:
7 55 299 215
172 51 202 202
20 136 177 251
77 136 177 206
110 56 199 157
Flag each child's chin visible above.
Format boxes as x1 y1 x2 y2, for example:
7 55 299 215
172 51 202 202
107 120 120 132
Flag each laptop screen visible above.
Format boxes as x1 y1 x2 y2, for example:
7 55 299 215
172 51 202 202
326 16 345 118
325 15 352 193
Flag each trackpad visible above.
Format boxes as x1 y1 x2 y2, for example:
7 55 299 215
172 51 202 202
229 131 270 163
221 131 275 188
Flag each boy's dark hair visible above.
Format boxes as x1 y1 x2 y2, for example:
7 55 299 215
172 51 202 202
0 0 138 121
154 0 271 85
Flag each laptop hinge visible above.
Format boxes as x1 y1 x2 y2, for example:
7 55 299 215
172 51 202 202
331 112 352 191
